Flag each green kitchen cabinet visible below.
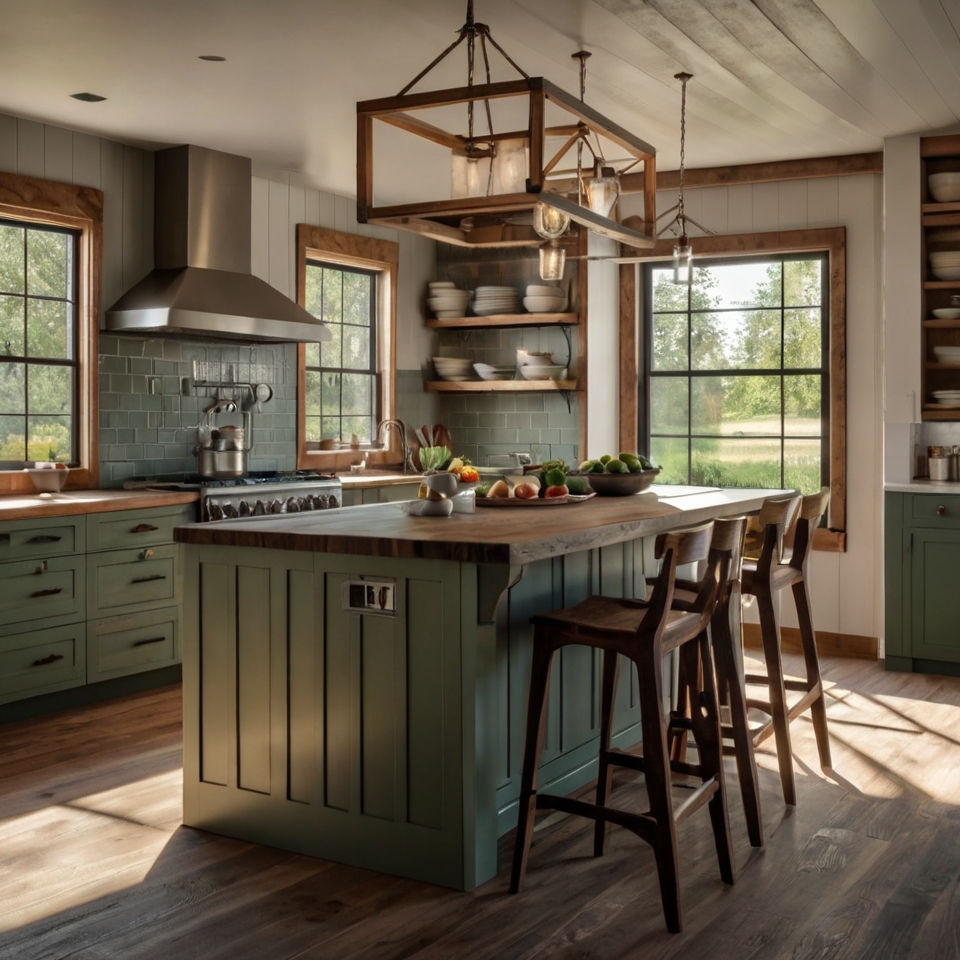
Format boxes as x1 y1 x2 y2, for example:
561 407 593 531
885 491 960 675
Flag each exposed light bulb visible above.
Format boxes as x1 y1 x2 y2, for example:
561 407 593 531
585 160 619 218
672 236 692 285
533 202 570 240
539 241 566 281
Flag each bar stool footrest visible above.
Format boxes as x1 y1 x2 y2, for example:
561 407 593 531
535 792 657 844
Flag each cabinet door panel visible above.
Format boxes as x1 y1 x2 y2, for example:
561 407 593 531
0 623 86 703
87 505 195 552
0 517 84 561
87 545 178 617
0 554 85 634
86 607 179 681
911 495 960 527
910 528 960 663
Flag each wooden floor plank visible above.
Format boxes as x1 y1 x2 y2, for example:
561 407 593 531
2 657 960 959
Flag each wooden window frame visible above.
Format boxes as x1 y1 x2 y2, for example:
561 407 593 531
296 224 399 472
624 227 846 552
0 171 102 493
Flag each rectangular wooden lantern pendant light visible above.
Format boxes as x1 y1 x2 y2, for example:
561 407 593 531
356 1 658 251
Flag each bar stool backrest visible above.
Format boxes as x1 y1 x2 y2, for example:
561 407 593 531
786 487 831 571
754 494 802 574
650 520 718 637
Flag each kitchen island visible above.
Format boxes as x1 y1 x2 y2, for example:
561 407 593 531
176 486 785 889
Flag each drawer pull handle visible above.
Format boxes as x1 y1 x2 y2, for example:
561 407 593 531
31 587 62 598
32 653 64 667
139 548 155 561
131 574 166 584
133 636 167 647
28 535 62 544
938 505 947 516
131 523 159 534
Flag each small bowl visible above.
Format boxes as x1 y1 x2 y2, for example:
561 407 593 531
517 351 554 367
523 296 567 313
932 266 960 281
932 308 960 319
474 363 515 381
25 467 69 493
930 173 960 202
520 364 568 381
574 469 660 496
526 284 564 297
424 472 458 498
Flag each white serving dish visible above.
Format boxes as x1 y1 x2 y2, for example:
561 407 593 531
473 363 515 381
932 308 960 319
523 296 567 313
25 466 69 492
432 357 473 378
929 173 960 202
475 285 516 294
930 252 960 263
517 350 554 366
526 284 563 297
520 364 568 381
932 266 960 281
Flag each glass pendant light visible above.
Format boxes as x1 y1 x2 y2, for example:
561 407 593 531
492 138 528 194
533 201 570 240
539 240 566 281
673 236 692 285
586 160 619 217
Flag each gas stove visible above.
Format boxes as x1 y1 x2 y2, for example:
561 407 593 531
131 471 343 521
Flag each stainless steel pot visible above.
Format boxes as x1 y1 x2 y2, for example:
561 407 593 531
197 445 248 478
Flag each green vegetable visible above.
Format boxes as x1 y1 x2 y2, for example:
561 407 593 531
475 481 491 498
546 467 567 487
605 458 628 474
590 460 605 474
599 454 611 464
565 476 591 495
578 459 596 473
619 453 642 473
420 445 452 471
540 458 568 476
638 455 655 470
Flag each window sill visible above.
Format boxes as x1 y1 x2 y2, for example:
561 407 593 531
813 528 846 552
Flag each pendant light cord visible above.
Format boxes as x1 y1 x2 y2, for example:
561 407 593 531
675 72 692 242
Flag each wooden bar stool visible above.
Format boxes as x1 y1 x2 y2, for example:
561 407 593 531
741 489 832 806
509 521 734 934
665 516 764 849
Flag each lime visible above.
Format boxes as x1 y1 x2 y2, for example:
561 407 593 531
605 459 628 474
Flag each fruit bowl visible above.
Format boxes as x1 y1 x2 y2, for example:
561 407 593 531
574 468 660 496
25 466 69 493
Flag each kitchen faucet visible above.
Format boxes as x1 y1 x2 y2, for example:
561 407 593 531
376 419 410 475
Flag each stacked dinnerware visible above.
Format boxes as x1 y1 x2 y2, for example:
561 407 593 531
523 283 567 313
929 173 960 203
933 346 960 362
932 389 960 406
427 281 470 319
930 251 960 281
472 285 519 316
432 357 474 381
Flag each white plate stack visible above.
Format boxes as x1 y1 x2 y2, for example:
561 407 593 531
932 389 960 406
472 285 519 316
427 282 470 319
930 251 960 281
933 346 960 363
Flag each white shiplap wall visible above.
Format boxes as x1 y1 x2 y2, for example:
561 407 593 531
0 112 155 318
249 163 436 371
623 176 884 641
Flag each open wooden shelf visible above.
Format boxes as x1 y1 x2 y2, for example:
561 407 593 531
425 379 578 393
922 201 960 213
425 312 578 330
922 406 960 420
923 319 960 328
925 362 960 369
924 280 960 289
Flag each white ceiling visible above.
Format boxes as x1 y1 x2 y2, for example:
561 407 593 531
1 0 959 195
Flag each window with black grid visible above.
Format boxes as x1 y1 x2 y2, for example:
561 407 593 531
302 260 378 444
0 218 78 466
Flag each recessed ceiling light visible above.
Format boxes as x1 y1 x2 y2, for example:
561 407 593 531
71 92 106 102
198 55 226 61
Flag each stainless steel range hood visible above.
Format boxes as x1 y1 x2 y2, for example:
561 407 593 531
106 145 330 342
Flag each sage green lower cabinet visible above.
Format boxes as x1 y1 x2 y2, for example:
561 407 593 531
885 492 960 676
181 536 653 890
0 622 86 704
86 606 181 682
0 554 86 637
340 481 421 507
87 544 179 618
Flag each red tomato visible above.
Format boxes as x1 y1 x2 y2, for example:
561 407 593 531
460 466 479 483
544 484 569 498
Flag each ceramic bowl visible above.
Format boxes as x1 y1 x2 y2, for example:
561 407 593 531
520 364 568 381
932 265 960 281
517 351 554 366
574 469 660 496
473 363 515 381
25 467 69 493
526 284 564 297
930 173 960 202
932 308 960 319
523 296 567 313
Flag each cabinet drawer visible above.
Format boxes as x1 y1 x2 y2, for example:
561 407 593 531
87 544 179 617
86 504 196 552
0 623 86 704
86 606 180 682
0 516 84 561
0 555 86 635
910 495 960 527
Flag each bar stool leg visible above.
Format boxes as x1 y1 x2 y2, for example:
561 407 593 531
633 647 682 933
593 649 619 857
756 587 797 806
690 632 735 884
792 579 832 771
711 607 764 847
510 638 556 894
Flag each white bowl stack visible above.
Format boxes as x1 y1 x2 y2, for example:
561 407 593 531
930 251 960 281
432 356 474 381
929 173 960 203
523 283 567 314
519 364 568 381
932 389 960 406
472 285 519 316
933 346 960 362
427 282 470 319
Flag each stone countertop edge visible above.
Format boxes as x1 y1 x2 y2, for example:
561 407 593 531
175 487 787 566
0 489 200 520
884 480 960 493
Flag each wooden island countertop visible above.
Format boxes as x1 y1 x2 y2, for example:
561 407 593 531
174 486 784 565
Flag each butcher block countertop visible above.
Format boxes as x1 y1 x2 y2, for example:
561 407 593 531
0 488 199 521
175 486 785 566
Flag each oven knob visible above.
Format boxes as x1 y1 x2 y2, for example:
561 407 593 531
316 495 329 509
328 494 339 508
207 499 223 521
286 496 301 512
253 499 266 516
303 496 316 511
239 500 252 517
223 502 239 519
269 498 283 514
298 496 310 511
